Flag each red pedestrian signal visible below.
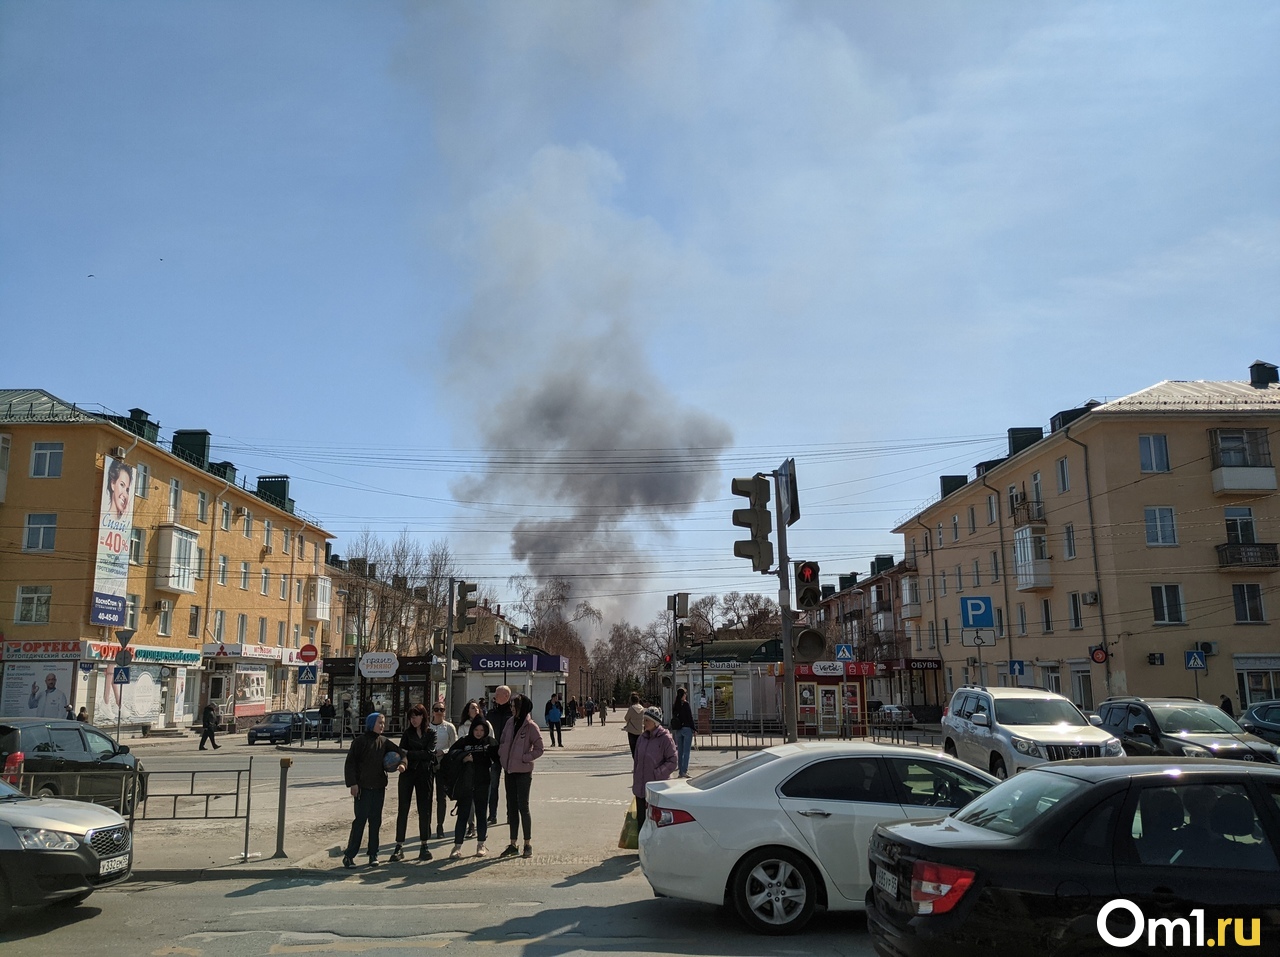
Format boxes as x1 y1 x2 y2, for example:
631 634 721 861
795 561 822 609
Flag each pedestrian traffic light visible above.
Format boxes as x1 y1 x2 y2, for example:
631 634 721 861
732 475 774 573
795 561 821 610
793 627 825 663
663 653 673 666
454 581 478 633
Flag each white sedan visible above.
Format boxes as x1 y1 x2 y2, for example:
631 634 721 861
639 741 996 934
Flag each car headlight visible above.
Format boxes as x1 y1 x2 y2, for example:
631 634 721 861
1012 736 1043 758
1176 742 1211 757
16 827 80 851
1105 737 1123 756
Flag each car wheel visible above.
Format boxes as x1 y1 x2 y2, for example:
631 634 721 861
944 740 958 758
52 891 93 908
36 784 57 799
990 755 1008 779
731 847 818 935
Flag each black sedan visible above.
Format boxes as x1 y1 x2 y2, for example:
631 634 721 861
1241 700 1280 746
246 712 305 745
867 759 1280 957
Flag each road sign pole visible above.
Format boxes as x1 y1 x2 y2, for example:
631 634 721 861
773 469 798 744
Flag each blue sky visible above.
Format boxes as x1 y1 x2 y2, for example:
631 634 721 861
2 1 1277 635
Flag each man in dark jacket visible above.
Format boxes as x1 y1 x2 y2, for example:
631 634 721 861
486 686 513 826
342 712 404 868
199 702 221 751
319 697 337 738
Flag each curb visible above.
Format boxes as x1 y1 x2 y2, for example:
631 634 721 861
130 866 343 882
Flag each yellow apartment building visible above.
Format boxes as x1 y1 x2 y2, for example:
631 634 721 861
0 390 334 730
891 361 1280 713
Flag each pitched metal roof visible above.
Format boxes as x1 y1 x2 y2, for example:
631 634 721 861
1095 379 1280 413
0 389 99 424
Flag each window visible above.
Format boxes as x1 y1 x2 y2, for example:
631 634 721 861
1056 456 1070 493
1068 592 1084 630
1127 784 1277 871
1234 583 1265 623
995 606 1005 637
987 494 997 525
195 547 205 580
30 441 63 478
295 580 303 603
1145 507 1177 546
213 609 225 641
1013 525 1048 570
936 524 943 547
1151 584 1185 625
125 594 139 630
240 562 250 590
298 535 305 560
263 521 273 551
158 602 172 636
220 501 231 531
258 616 268 643
780 757 892 803
1031 471 1042 504
951 516 959 541
242 510 252 537
261 568 270 595
1016 602 1027 636
129 528 145 564
293 624 301 646
885 758 991 810
927 621 937 647
990 551 1000 581
1139 434 1170 473
280 574 287 600
168 478 181 520
943 618 950 644
1042 665 1061 694
1064 523 1077 560
1041 598 1053 634
277 621 286 645
197 490 209 522
955 564 964 592
237 613 247 642
24 514 57 551
967 506 976 534
1226 507 1257 545
1212 428 1271 469
283 529 292 554
1008 485 1018 517
16 585 52 624
188 605 201 638
940 571 947 596
925 577 933 602
135 463 150 498
972 560 981 588
217 555 228 585
162 526 198 592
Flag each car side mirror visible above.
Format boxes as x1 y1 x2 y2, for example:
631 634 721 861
1089 715 1103 726
1131 724 1151 737
117 744 130 755
972 713 989 727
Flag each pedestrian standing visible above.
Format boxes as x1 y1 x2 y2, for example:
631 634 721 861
542 696 563 747
342 712 405 868
498 693 544 859
599 700 608 725
487 686 514 826
455 699 492 837
429 702 458 838
671 687 696 778
623 692 646 760
448 715 497 858
390 704 436 862
319 697 337 738
199 701 222 751
566 696 579 728
76 706 89 723
632 706 677 823
585 697 596 726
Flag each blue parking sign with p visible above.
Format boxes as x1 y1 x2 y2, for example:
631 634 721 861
961 597 995 629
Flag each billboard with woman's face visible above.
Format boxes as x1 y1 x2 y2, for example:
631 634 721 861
91 456 135 626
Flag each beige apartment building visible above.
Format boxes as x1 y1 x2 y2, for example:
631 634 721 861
891 361 1280 713
0 390 334 730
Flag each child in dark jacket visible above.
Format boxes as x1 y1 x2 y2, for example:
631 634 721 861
448 714 498 857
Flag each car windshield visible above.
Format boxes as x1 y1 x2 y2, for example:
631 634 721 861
993 698 1087 727
268 713 293 722
688 751 779 790
1151 705 1242 735
953 770 1084 836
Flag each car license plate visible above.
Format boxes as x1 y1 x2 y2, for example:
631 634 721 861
99 855 129 877
875 866 898 897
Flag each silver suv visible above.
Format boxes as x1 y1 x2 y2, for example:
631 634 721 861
941 686 1122 779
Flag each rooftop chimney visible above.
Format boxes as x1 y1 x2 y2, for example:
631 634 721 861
940 475 968 498
1008 427 1044 457
1249 360 1278 389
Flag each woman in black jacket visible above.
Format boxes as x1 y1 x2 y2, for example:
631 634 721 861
391 704 436 862
448 714 497 858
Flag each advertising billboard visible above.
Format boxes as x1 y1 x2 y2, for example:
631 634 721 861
91 456 135 626
0 661 77 718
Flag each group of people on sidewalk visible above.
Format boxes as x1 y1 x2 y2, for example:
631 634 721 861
341 685 545 867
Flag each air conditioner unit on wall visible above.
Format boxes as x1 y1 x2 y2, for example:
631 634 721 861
1198 641 1220 657
1012 491 1026 506
234 506 247 518
110 446 126 459
1082 591 1099 605
153 599 171 613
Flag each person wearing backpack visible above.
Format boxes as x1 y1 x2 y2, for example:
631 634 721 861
544 693 564 747
447 715 497 858
497 693 545 859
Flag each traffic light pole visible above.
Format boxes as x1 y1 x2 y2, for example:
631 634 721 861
773 470 798 744
444 577 455 720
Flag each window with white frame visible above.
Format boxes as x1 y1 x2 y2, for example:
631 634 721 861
936 524 943 547
1042 666 1061 694
220 501 230 530
1064 523 1077 560
242 510 252 538
995 607 1005 637
280 574 287 600
943 618 950 644
168 478 181 521
1016 602 1027 635
1031 471 1042 504
258 616 268 643
0 435 10 477
1139 434 1170 473
283 529 292 554
940 571 947 596
237 613 247 642
277 621 286 645
951 516 959 541
196 547 205 580
1007 485 1018 517
927 621 936 647
902 577 919 605
1151 584 1185 624
261 568 269 594
158 602 172 637
955 564 964 592
295 580 303 603
1056 456 1069 493
217 554 227 585
213 609 225 641
16 585 52 624
990 550 1000 581
1225 507 1257 545
972 559 981 587
1212 429 1271 469
1234 583 1265 623
1145 506 1177 546
125 593 139 630
967 506 976 534
23 514 56 551
987 494 997 525
945 667 954 694
189 605 201 638
313 548 319 573
135 463 150 498
240 562 250 590
197 490 209 523
925 577 933 602
293 624 301 646
162 526 198 593
1041 598 1053 633
263 520 273 551
129 528 145 564
30 442 63 478
1068 593 1083 630
298 535 305 560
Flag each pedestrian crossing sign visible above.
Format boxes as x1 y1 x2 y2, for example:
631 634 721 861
113 667 131 685
1184 650 1207 671
835 644 853 660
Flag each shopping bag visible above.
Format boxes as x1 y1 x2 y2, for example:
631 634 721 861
618 797 640 850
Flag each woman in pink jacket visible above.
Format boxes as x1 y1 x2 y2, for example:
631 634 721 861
632 706 677 824
497 693 545 859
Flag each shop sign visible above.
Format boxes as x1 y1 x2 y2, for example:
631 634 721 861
86 641 201 666
359 651 400 679
1 640 84 661
202 643 281 660
811 661 844 676
474 654 532 672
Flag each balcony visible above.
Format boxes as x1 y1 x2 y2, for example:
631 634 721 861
900 600 922 619
304 575 333 622
874 599 894 613
1211 431 1275 495
1013 499 1046 525
1211 466 1277 495
842 608 865 622
1013 524 1052 591
1217 543 1279 571
154 524 198 595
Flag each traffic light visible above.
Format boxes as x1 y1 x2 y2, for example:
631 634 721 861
793 628 825 663
454 581 478 633
663 653 673 666
795 560 821 610
732 475 774 573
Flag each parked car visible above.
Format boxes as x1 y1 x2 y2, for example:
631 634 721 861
1240 699 1280 745
941 686 1122 779
0 775 132 921
0 718 146 813
301 709 323 738
872 705 916 729
639 741 997 934
246 711 306 745
867 758 1280 957
1097 696 1279 762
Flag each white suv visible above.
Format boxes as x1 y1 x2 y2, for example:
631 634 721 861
941 686 1123 779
